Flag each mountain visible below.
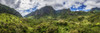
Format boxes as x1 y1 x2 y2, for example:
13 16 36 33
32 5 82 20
56 9 90 18
91 8 100 11
0 4 22 17
90 8 100 13
25 6 56 18
25 6 90 18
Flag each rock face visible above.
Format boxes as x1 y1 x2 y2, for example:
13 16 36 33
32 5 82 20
0 4 22 17
25 6 56 17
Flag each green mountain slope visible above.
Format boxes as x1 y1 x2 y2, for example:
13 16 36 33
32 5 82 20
0 13 30 33
0 12 100 33
0 4 22 17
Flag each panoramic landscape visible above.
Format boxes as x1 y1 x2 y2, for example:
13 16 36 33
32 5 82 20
0 0 100 33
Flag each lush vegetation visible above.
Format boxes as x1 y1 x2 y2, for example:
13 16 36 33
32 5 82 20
0 12 100 33
0 4 100 33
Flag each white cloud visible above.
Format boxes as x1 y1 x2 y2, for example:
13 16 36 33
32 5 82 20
84 0 100 9
0 0 100 16
18 10 30 16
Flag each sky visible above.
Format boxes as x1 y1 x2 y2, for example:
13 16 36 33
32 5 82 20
0 0 100 16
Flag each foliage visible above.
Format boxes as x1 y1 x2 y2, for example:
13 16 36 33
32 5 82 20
0 11 100 33
0 13 31 33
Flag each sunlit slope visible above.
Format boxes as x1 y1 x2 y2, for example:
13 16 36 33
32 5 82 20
0 13 31 33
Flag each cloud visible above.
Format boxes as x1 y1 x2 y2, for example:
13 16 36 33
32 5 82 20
0 0 100 16
84 0 100 9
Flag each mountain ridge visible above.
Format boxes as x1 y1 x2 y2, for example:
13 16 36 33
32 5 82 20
25 6 97 18
0 3 22 17
25 6 56 17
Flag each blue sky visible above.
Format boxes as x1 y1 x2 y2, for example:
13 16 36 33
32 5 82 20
70 4 90 11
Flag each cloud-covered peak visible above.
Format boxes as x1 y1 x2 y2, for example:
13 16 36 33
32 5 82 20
0 0 100 16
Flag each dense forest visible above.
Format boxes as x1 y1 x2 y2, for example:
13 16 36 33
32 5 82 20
0 4 100 33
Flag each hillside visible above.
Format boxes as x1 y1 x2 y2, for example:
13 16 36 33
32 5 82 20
0 4 22 17
0 12 100 33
